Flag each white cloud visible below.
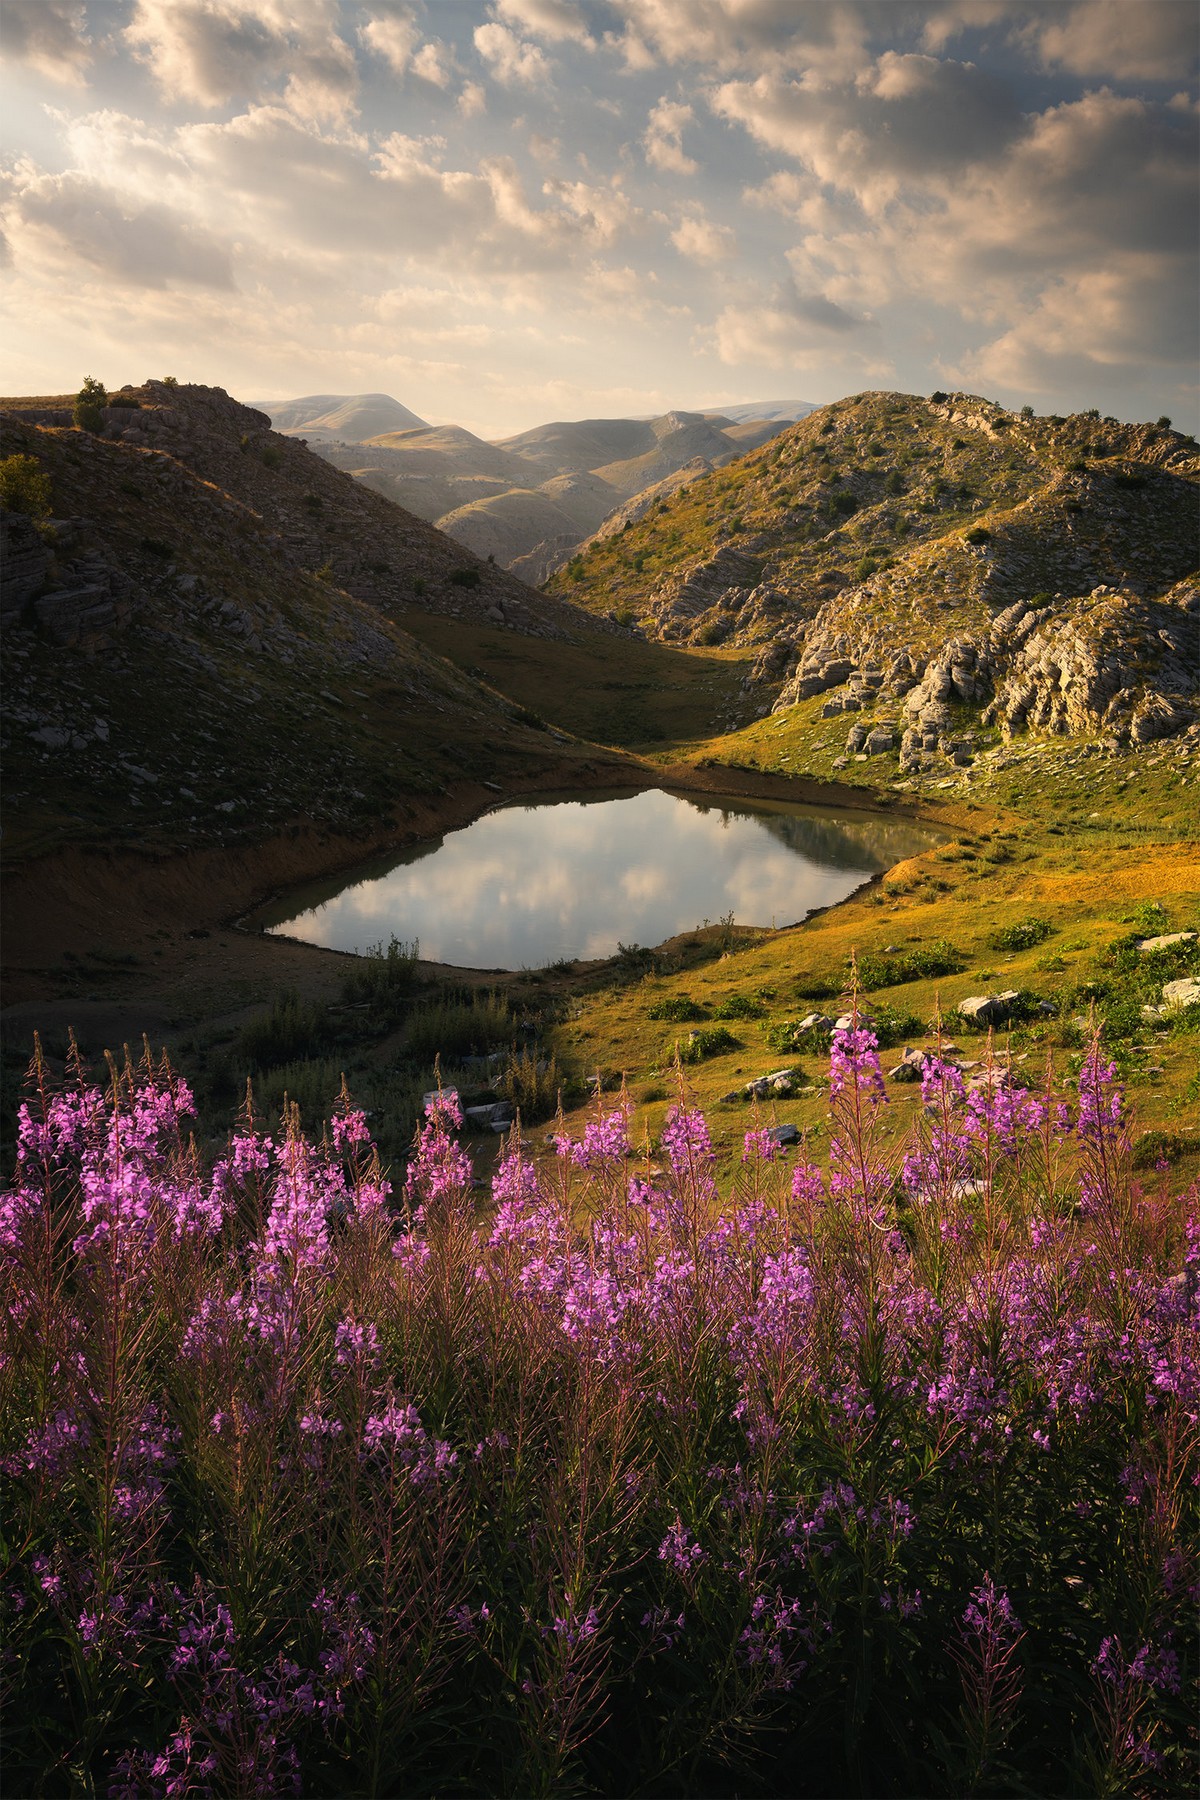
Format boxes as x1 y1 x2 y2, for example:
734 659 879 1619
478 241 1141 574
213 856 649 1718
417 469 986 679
359 12 419 76
712 295 883 372
1027 1 1200 82
494 0 593 47
124 0 358 120
2 161 234 289
0 0 91 85
458 80 488 117
643 97 697 174
411 41 454 87
671 210 734 261
473 21 552 86
610 0 874 78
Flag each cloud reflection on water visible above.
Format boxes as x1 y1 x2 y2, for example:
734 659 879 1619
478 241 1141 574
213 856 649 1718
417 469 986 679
260 788 937 969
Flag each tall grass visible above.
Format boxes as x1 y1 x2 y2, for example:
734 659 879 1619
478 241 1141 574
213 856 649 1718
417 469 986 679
1 1030 1195 1797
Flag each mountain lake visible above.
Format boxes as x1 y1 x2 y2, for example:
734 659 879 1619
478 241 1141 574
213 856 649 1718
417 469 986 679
253 787 942 969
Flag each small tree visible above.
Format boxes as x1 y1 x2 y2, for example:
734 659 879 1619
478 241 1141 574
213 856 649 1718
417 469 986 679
73 375 107 433
1020 404 1034 420
1156 415 1171 430
0 453 52 518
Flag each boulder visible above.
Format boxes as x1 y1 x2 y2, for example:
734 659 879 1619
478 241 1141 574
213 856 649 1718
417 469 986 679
888 1047 926 1082
764 1123 800 1148
1137 932 1197 953
1162 978 1200 1013
958 991 1021 1026
464 1101 515 1133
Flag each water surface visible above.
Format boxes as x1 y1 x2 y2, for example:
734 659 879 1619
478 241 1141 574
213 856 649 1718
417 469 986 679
257 787 938 969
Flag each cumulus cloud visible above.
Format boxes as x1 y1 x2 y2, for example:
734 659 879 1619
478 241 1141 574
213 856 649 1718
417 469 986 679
671 210 735 262
609 0 876 77
473 21 552 85
1 0 91 85
643 97 697 174
359 11 419 75
713 54 1022 210
3 163 234 289
494 0 593 46
124 0 358 119
1027 1 1200 82
458 80 488 117
712 285 879 371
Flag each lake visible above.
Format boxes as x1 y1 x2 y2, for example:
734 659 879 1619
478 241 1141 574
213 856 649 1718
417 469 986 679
255 787 939 969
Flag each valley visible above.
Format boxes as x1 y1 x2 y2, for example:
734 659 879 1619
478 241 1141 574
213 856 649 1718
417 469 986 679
1 379 1196 1190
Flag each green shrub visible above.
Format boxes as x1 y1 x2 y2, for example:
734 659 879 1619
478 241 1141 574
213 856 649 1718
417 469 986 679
855 556 879 582
449 567 481 588
259 444 283 470
1156 415 1172 430
1131 1128 1200 1171
238 991 332 1071
854 940 965 989
766 1018 828 1053
870 1004 923 1049
404 991 511 1064
256 1058 343 1126
991 918 1054 953
512 707 548 731
342 936 420 1024
495 1046 560 1122
109 393 140 410
711 994 766 1021
647 996 706 1023
677 1025 739 1064
0 454 51 518
964 526 991 544
73 375 107 434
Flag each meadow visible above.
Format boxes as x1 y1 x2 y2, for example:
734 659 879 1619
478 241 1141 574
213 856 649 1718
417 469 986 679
3 1025 1195 1797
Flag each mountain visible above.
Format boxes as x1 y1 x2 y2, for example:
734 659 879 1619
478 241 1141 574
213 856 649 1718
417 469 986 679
256 392 429 440
699 400 816 425
0 380 619 863
257 397 795 579
546 390 1200 762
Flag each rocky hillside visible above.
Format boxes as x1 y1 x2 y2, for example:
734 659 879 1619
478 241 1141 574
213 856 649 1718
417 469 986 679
0 381 617 858
547 391 1199 764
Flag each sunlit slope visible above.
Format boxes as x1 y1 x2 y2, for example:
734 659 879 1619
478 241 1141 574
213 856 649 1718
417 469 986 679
545 390 1199 749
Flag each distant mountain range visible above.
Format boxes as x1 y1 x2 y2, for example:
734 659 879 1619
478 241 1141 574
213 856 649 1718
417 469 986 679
253 394 816 581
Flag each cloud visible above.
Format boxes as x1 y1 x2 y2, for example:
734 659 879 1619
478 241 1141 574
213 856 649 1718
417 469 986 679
473 21 552 85
0 0 92 85
458 80 487 117
359 11 419 75
123 0 358 119
713 277 872 369
411 42 454 87
1027 1 1200 82
671 210 734 261
643 97 697 174
609 0 877 78
494 0 593 46
3 163 234 289
712 53 1023 211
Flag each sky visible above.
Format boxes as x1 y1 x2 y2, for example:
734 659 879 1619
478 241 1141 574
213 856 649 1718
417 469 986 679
1 0 1196 437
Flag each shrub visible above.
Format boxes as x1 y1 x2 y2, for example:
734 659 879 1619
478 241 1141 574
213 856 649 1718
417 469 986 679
711 994 766 1021
647 996 706 1023
676 1024 739 1062
495 1045 560 1121
854 940 965 989
766 1017 830 1052
256 1057 344 1125
0 454 51 519
1020 404 1034 419
238 990 332 1070
403 990 511 1064
929 389 947 403
341 936 420 1026
854 556 879 583
964 526 991 544
109 393 140 409
991 918 1054 953
449 567 481 588
1131 1127 1199 1170
1156 415 1172 430
259 444 283 470
512 707 548 731
73 375 107 434
884 469 904 495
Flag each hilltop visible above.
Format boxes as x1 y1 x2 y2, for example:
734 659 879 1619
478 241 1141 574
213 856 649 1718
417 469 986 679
253 392 428 440
0 379 642 871
547 390 1200 776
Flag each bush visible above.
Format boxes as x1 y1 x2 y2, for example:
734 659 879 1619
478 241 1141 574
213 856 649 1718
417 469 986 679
991 918 1054 953
403 990 511 1064
341 936 420 1026
677 1025 739 1063
109 393 140 410
710 994 766 1021
964 526 991 544
495 1045 560 1122
854 940 965 989
256 1058 344 1126
72 375 107 434
1131 1128 1199 1170
259 444 283 470
647 996 706 1023
0 454 51 519
238 991 332 1070
855 556 879 582
449 567 481 589
929 389 947 403
1156 415 1172 430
